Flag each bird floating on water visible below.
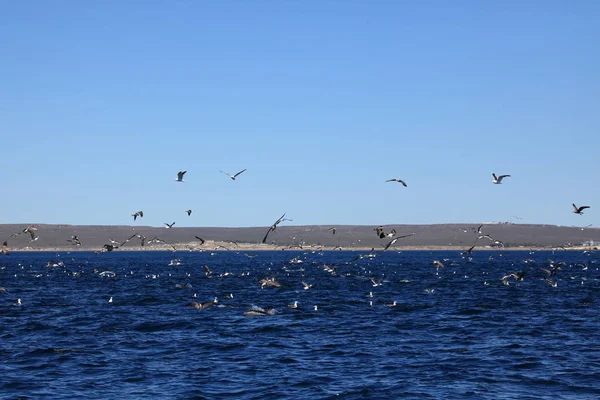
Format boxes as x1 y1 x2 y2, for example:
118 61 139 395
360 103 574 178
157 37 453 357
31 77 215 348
187 297 218 310
288 301 299 309
492 173 511 184
243 306 276 316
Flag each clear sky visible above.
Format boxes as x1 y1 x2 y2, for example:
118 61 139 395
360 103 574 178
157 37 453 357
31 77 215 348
1 1 598 228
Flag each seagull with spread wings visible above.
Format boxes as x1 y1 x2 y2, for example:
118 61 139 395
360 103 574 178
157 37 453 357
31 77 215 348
132 211 143 221
572 204 590 215
492 173 511 184
175 171 187 182
220 168 247 181
386 178 407 187
381 233 416 252
262 213 289 243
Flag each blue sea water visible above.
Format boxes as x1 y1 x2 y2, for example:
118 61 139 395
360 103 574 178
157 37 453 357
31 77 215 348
1 250 599 399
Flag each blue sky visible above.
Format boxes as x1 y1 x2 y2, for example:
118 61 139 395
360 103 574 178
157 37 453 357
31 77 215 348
1 1 598 228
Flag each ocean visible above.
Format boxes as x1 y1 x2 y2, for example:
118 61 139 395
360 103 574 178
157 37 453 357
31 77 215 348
1 250 599 399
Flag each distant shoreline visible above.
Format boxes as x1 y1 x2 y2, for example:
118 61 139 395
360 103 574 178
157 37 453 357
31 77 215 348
2 223 598 252
1 244 592 253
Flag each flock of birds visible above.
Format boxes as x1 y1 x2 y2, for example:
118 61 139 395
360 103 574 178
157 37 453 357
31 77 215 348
1 170 596 315
1 233 597 314
0 170 593 256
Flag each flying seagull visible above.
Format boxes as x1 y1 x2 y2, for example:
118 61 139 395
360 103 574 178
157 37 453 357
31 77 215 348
381 234 415 252
220 168 247 181
164 222 175 229
262 213 288 244
67 235 82 246
132 211 143 221
461 244 476 256
194 236 205 245
326 227 337 235
175 171 187 182
121 233 146 247
370 275 386 287
432 260 445 273
492 173 511 184
386 178 407 187
103 244 118 252
185 210 192 216
572 204 590 215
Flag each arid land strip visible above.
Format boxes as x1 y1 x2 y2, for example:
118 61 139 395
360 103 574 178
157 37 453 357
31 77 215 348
1 223 598 252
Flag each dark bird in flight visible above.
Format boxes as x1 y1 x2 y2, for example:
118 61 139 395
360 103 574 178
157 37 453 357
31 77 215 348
220 168 247 181
1 241 9 255
164 222 175 229
185 210 192 216
103 244 117 252
374 226 385 238
262 213 288 243
572 204 590 215
461 244 475 256
326 227 337 235
25 226 38 242
386 178 407 187
11 225 39 242
121 233 146 247
541 261 565 277
132 211 143 221
492 173 511 184
195 236 205 245
175 171 187 182
67 235 82 246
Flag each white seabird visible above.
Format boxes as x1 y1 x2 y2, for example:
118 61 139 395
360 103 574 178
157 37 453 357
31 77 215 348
220 168 247 181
